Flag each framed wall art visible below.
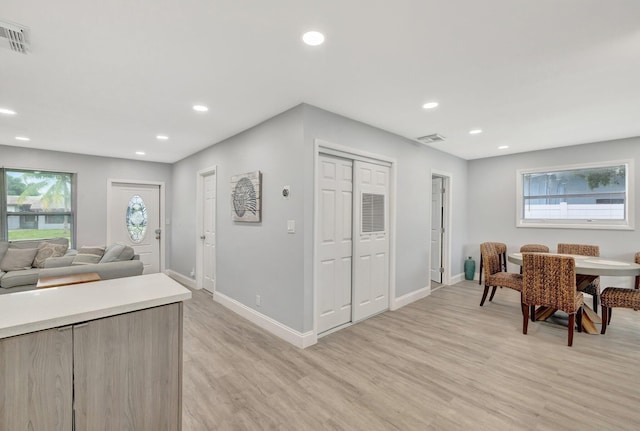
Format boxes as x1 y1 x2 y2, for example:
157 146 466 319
231 170 262 222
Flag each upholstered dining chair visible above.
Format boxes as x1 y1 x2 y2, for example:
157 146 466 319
519 244 550 273
521 253 584 346
600 287 640 334
479 242 522 307
557 243 600 313
478 242 507 285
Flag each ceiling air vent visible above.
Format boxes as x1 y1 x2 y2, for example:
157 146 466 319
0 20 30 54
416 133 446 144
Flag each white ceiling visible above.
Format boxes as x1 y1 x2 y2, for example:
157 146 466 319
1 1 639 163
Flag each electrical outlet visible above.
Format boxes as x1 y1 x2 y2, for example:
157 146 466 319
189 268 195 278
256 295 261 307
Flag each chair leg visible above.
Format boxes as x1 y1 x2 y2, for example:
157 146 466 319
593 294 598 314
480 285 490 306
502 252 507 271
608 307 612 324
568 314 575 346
601 307 609 334
635 275 639 290
523 304 529 334
576 307 583 333
489 286 497 302
530 305 536 322
478 256 483 285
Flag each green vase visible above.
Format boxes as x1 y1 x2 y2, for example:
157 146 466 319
464 256 475 280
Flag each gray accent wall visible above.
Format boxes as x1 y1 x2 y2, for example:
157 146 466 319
0 144 172 262
170 103 468 334
467 136 640 288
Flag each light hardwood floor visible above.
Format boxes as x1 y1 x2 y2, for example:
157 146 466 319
182 281 640 430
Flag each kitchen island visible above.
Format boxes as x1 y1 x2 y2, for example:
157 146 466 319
0 272 192 430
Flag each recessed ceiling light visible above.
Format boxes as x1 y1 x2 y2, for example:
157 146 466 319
498 145 509 150
302 31 325 46
135 151 146 156
193 105 209 112
422 102 439 109
156 135 169 140
15 136 30 141
0 108 16 115
469 129 483 135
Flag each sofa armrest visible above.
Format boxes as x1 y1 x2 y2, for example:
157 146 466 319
44 255 76 268
39 260 144 281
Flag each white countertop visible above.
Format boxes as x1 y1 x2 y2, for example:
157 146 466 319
0 273 192 339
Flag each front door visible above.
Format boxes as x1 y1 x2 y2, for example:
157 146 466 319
108 182 161 274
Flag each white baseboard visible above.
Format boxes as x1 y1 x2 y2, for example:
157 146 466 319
390 286 430 310
450 273 465 284
165 270 197 289
213 291 317 349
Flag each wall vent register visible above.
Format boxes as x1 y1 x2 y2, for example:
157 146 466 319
362 193 385 233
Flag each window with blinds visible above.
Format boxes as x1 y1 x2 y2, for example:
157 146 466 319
362 193 385 233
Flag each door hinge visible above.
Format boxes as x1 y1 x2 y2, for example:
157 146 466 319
439 267 444 273
441 227 445 233
441 188 445 194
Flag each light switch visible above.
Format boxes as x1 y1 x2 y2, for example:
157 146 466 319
287 220 295 233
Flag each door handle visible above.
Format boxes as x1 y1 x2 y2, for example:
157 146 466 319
200 235 206 240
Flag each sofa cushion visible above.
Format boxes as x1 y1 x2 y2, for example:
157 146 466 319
100 243 135 263
0 242 8 265
32 242 69 268
0 268 40 288
72 246 106 265
0 248 38 272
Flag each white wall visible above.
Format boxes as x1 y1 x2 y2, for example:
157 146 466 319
169 104 469 334
0 144 173 262
467 136 640 288
170 106 306 331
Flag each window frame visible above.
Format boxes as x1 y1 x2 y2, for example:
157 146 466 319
1 167 77 246
516 160 634 230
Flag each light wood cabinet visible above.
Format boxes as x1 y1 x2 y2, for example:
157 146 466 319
0 303 182 431
0 326 73 430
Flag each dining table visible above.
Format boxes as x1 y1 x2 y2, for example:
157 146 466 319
508 252 640 334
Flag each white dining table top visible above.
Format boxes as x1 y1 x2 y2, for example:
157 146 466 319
508 252 640 277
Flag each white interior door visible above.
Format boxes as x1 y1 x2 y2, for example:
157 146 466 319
201 171 216 293
317 155 353 334
108 182 161 274
431 176 443 283
353 160 390 322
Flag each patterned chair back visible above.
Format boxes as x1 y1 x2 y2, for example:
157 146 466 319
522 253 579 314
557 243 599 257
520 244 549 253
480 242 503 277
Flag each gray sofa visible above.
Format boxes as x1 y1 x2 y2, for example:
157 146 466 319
0 238 143 294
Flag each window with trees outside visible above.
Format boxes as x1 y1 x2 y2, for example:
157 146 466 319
1 169 75 244
516 161 633 230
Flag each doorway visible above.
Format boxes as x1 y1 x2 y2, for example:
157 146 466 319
107 180 164 274
315 146 393 335
430 172 451 287
196 167 217 293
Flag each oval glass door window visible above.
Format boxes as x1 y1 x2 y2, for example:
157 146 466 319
126 194 148 243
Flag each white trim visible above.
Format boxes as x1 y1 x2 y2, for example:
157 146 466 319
515 159 634 230
106 178 166 272
214 291 317 348
431 170 453 285
165 269 197 289
195 166 217 291
390 286 430 310
313 139 397 339
450 273 465 284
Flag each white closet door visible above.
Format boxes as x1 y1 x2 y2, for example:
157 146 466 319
202 172 216 293
317 155 353 333
353 160 390 322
